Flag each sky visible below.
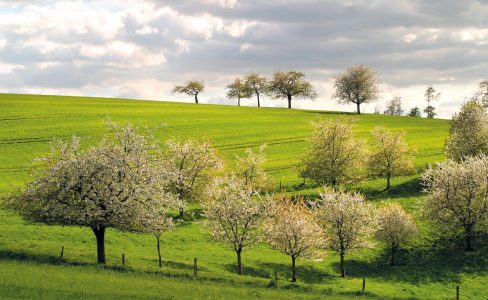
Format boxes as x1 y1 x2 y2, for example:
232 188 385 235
0 0 487 118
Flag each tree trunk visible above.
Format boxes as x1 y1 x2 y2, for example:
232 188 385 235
257 93 260 108
179 206 185 218
287 94 292 109
465 226 474 251
92 226 106 264
386 172 391 190
238 96 241 107
291 255 297 282
340 251 346 278
194 94 198 104
157 236 162 268
236 249 243 275
390 243 398 265
356 102 361 114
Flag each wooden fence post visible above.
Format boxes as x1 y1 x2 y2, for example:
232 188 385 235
456 286 460 300
362 278 366 293
193 258 198 276
122 254 125 266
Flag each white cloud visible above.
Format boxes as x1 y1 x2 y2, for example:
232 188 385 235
115 78 173 100
239 43 252 52
205 0 238 9
225 20 257 37
136 25 159 35
36 61 61 69
0 62 24 74
175 39 190 53
79 41 166 67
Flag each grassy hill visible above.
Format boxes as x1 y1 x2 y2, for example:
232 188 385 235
2 93 487 299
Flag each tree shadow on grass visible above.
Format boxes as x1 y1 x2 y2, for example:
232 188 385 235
224 263 271 279
331 236 488 285
0 249 134 272
0 249 68 265
224 260 334 284
357 177 424 202
258 261 334 284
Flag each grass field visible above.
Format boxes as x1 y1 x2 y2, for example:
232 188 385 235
2 93 487 299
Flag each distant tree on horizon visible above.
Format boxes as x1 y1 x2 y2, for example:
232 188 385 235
383 96 404 116
408 107 421 117
333 65 379 114
244 73 268 108
424 85 440 118
226 77 252 106
267 71 317 109
172 80 205 104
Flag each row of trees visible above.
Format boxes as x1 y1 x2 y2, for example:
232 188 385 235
378 80 488 118
204 184 417 281
174 71 317 109
381 86 439 118
173 65 488 118
173 66 376 111
172 66 376 112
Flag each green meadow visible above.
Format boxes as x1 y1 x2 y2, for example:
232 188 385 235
2 93 487 299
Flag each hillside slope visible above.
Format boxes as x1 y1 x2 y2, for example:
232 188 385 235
0 93 448 193
4 94 487 300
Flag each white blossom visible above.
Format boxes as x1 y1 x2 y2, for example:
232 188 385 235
313 188 376 278
202 175 267 275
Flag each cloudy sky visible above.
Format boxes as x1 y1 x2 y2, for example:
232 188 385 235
0 0 487 118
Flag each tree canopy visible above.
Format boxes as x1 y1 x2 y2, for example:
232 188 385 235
300 117 366 186
368 127 415 189
267 71 317 109
424 85 440 118
422 155 488 250
202 175 267 275
445 99 488 161
172 80 205 104
244 73 268 108
333 65 379 114
4 122 175 264
313 188 376 277
383 96 404 116
375 203 417 265
226 78 252 106
263 195 324 282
